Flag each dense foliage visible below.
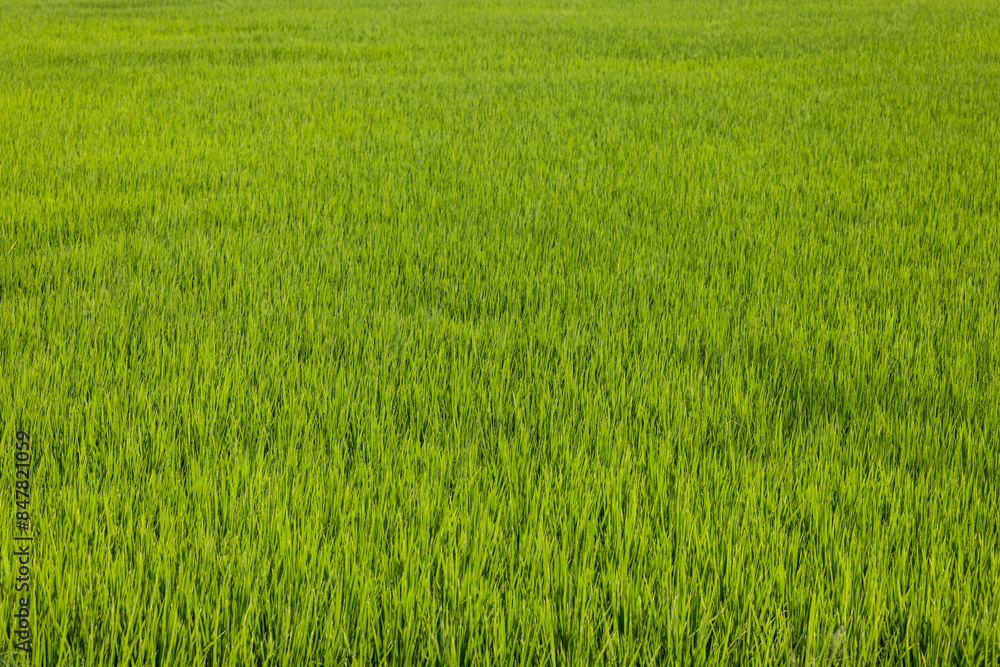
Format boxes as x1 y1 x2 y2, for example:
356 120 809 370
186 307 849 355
2 0 998 664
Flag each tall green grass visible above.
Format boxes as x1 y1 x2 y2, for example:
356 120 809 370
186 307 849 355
1 0 999 664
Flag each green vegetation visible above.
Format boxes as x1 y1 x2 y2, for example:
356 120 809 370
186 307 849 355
2 0 998 664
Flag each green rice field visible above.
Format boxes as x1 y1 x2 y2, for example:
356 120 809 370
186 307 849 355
1 0 999 664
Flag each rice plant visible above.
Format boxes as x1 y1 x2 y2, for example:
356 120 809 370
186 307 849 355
1 0 998 664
